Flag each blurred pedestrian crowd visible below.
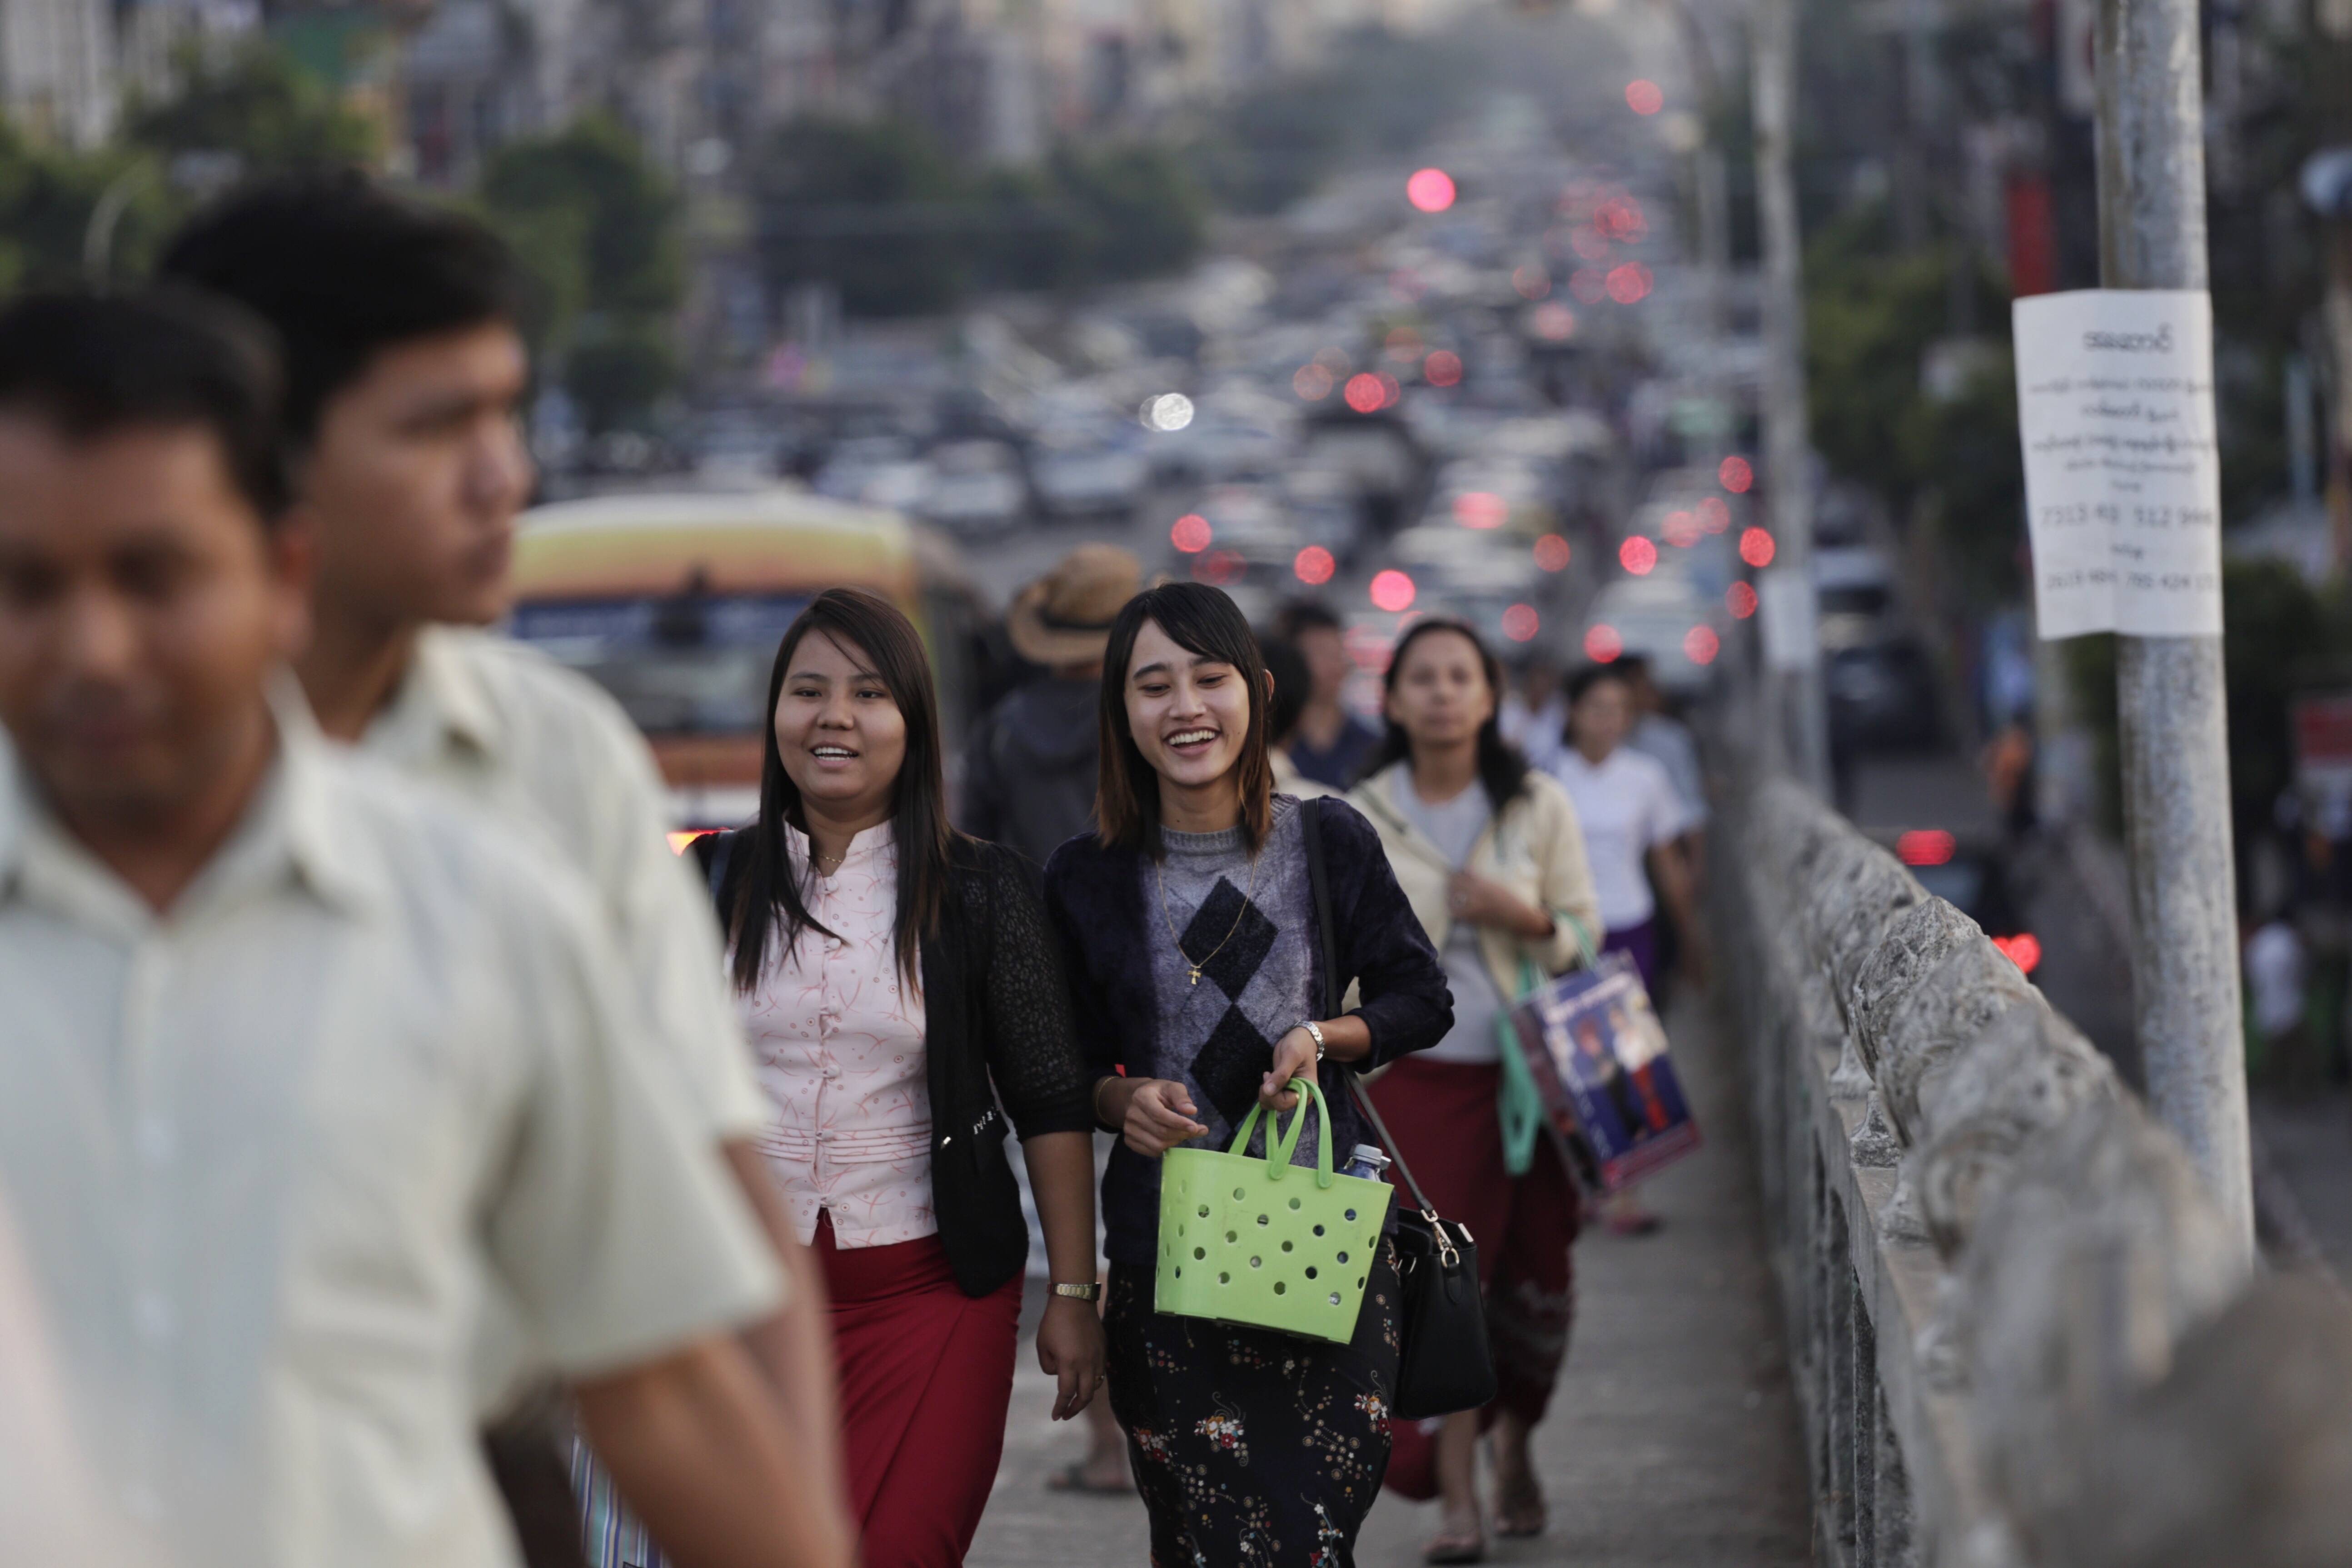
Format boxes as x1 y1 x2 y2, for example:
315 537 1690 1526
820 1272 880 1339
0 169 1709 1568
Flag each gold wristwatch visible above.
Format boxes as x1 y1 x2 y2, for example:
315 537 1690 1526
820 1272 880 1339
1052 1281 1102 1303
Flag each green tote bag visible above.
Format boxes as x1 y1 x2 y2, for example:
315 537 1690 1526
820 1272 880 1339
1155 1077 1395 1343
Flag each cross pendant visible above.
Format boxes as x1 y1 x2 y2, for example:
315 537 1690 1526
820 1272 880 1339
1188 967 1201 986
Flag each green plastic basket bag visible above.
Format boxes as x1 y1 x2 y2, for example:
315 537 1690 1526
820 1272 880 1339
1155 1077 1395 1343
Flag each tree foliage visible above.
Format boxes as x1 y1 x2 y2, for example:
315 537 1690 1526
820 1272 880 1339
751 117 1206 318
477 116 683 430
1183 28 1481 215
124 41 379 172
0 40 369 298
1804 202 2024 603
0 127 165 291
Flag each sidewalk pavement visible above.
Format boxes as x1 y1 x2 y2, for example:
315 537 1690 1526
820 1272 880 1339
968 986 1813 1567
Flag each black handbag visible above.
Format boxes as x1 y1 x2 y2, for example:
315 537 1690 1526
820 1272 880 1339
1300 797 1500 1421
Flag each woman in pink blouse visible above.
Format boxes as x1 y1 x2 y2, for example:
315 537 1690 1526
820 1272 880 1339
700 589 1104 1568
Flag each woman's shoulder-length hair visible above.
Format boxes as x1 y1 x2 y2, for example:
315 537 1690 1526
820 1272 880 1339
727 586 957 993
1094 582 1275 859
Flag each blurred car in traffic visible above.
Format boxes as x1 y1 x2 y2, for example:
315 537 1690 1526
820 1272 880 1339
503 489 985 829
1815 546 1898 651
1581 573 1719 695
1279 468 1368 565
812 435 930 510
1826 636 1943 752
1873 827 2038 978
917 439 1027 538
1031 437 1150 520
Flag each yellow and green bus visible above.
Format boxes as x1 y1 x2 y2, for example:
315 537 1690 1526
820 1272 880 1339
506 487 985 831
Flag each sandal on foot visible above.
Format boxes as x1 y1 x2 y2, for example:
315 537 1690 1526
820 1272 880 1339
1423 1528 1486 1564
1494 1477 1547 1538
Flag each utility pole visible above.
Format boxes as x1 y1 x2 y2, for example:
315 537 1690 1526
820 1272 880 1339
2096 0 2252 1258
1753 0 1829 791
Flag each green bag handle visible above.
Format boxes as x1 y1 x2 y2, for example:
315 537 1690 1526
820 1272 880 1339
1222 1077 1337 1188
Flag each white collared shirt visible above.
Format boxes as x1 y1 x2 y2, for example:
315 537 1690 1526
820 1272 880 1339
357 626 766 1140
0 721 782 1568
742 824 935 1248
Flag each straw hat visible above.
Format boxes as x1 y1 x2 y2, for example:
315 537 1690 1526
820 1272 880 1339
1007 543 1142 666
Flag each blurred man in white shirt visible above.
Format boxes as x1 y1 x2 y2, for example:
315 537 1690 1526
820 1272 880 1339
159 174 842 1551
0 292 850 1568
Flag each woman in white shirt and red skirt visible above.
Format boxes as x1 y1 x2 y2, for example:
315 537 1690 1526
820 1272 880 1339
700 589 1106 1567
1349 620 1604 1563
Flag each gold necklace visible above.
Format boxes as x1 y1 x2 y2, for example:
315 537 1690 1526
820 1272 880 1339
1155 849 1261 987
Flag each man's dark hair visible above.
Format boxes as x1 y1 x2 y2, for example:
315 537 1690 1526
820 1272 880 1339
1258 632 1311 750
1274 599 1343 639
0 289 290 523
1568 662 1634 705
157 169 519 447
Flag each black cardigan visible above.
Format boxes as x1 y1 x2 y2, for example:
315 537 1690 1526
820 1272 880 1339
701 831 1096 1298
1041 796 1454 1267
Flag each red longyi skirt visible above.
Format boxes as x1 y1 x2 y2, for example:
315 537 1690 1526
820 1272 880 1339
814 1213 1023 1568
1365 1055 1581 1501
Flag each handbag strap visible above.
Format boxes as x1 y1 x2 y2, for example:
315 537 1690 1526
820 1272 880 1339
1301 796 1444 1219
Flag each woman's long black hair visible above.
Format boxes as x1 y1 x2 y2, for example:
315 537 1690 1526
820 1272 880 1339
1364 617 1531 811
728 587 955 994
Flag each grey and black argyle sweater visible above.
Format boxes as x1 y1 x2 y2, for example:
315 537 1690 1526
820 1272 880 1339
1044 794 1456 1269
1150 801 1319 1159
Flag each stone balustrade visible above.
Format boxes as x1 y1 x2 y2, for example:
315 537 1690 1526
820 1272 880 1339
1712 773 2352 1567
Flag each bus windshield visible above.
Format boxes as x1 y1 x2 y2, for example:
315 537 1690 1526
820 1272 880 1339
508 592 808 736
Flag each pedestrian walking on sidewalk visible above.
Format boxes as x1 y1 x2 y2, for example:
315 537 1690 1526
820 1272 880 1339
1349 620 1603 1563
703 588 1106 1568
1544 665 1703 996
1275 600 1382 787
0 292 847 1568
158 174 842 1565
1042 583 1454 1568
962 544 1143 1498
960 543 1139 876
1545 664 1705 1236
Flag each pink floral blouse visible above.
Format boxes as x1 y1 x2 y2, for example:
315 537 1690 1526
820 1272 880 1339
739 823 934 1248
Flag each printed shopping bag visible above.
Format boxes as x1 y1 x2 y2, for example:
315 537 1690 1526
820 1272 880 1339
1508 954 1701 1192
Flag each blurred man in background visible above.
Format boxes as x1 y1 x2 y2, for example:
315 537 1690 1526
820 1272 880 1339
964 543 1139 1498
0 290 848 1568
1258 631 1331 800
961 543 1139 875
1500 651 1567 774
157 173 839 1566
1617 653 1704 845
1275 600 1379 787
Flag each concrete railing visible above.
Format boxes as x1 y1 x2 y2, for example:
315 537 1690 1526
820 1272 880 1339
1713 773 2352 1568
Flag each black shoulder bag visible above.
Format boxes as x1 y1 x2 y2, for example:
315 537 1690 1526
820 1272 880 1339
1301 796 1499 1420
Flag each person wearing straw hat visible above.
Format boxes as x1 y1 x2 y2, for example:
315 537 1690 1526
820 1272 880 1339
962 543 1141 877
963 543 1141 1497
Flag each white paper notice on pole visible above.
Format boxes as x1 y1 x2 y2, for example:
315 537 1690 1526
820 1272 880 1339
2012 289 2224 640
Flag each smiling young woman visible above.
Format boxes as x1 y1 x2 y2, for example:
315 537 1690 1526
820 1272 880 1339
1040 583 1453 1568
700 588 1105 1568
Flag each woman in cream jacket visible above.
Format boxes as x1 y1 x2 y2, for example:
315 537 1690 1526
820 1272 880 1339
1348 618 1600 1565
